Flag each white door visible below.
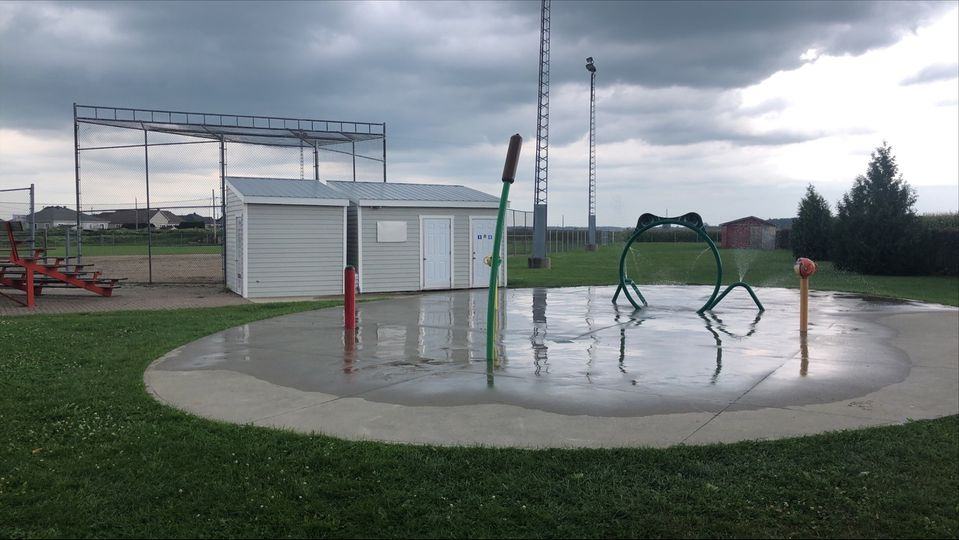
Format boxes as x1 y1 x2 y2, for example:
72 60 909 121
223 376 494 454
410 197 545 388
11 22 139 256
235 215 243 295
471 218 497 287
422 217 452 289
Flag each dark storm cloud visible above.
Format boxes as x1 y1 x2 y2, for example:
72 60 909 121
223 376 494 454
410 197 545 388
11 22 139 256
548 1 946 89
583 86 817 147
0 0 949 151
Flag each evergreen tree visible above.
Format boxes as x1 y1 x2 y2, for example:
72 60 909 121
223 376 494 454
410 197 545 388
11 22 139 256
791 184 833 260
833 142 922 275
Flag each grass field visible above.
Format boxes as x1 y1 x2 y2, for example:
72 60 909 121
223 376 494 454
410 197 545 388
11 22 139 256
45 245 222 257
508 244 959 306
1 302 957 538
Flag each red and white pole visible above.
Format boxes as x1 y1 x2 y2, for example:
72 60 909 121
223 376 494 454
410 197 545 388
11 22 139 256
344 266 356 330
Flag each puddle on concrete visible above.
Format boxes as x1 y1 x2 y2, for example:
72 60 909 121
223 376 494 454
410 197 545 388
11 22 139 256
154 285 953 416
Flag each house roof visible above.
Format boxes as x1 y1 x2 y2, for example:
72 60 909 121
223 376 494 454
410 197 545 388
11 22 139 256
225 177 349 206
31 206 109 223
326 181 499 208
719 216 777 227
98 209 164 224
156 210 182 224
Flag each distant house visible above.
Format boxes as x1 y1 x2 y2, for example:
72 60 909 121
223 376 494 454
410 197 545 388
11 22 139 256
720 216 777 250
98 209 183 229
27 206 110 230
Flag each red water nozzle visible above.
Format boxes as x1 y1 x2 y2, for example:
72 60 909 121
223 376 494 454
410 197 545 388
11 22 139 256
794 258 817 279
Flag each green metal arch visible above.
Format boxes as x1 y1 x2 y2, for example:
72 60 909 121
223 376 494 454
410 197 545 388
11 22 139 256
613 212 722 314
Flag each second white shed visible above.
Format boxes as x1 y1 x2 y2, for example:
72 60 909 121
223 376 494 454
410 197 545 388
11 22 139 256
327 181 505 293
225 177 350 299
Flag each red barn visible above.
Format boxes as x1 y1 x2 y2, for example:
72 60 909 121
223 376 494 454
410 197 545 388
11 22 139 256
720 216 777 250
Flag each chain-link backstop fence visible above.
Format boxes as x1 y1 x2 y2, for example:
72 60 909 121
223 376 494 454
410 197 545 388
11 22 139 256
0 184 36 257
73 105 386 284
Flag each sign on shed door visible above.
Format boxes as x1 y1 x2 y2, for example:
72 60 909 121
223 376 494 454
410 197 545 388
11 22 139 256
422 217 452 289
471 218 497 288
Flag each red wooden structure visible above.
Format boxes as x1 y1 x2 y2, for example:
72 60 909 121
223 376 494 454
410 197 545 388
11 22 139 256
0 221 122 308
719 216 777 250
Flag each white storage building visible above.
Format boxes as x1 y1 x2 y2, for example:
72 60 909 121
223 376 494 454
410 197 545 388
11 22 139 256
224 177 350 299
326 181 505 293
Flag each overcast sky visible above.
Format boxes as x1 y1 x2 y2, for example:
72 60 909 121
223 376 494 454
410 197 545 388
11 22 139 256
1 0 957 225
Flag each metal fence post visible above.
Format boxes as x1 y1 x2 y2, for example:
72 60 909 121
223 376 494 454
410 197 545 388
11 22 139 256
29 183 35 251
73 104 82 265
220 137 227 286
382 122 387 182
144 128 153 284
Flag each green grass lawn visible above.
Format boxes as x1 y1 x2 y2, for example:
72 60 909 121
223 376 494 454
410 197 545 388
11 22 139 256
508 244 959 306
44 245 222 257
1 303 957 538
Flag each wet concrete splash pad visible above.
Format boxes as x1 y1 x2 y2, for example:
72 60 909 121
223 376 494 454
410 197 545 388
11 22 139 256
146 286 958 448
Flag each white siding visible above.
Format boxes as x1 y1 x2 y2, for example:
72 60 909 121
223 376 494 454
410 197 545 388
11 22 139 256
358 206 497 293
224 188 243 294
244 204 344 298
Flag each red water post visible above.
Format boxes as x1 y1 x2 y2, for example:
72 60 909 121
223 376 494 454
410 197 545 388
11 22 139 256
344 266 356 329
25 265 35 309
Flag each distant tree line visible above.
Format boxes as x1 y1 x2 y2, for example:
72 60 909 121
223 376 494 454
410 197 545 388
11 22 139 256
792 142 958 276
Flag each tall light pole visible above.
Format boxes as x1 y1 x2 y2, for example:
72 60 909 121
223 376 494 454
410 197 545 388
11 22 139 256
585 56 597 251
529 0 551 269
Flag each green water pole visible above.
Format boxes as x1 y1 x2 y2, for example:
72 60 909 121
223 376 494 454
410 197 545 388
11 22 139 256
486 134 523 380
707 281 765 311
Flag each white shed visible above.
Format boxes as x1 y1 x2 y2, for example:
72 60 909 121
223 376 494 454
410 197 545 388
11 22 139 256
326 181 505 293
224 177 350 299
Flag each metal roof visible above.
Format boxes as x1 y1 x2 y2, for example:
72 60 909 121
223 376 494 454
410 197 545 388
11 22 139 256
326 181 499 206
75 105 385 148
226 177 349 203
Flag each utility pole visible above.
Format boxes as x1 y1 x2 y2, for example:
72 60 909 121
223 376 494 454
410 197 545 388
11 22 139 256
29 183 35 249
529 0 551 269
73 103 82 265
585 56 597 251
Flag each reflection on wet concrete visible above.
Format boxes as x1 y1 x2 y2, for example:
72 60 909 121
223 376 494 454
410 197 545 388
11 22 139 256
154 285 954 416
699 314 724 385
531 288 548 376
697 311 764 384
